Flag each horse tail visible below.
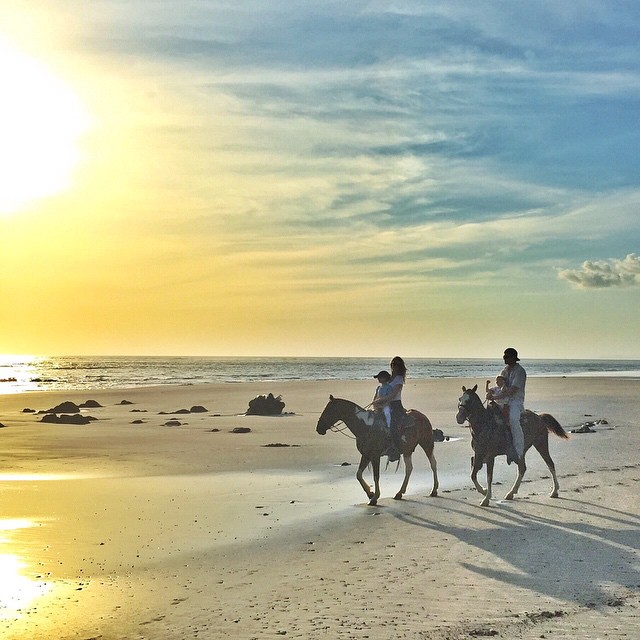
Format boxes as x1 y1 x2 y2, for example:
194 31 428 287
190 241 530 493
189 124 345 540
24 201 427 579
540 413 570 440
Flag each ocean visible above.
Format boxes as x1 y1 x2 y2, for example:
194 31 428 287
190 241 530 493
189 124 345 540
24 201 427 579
1 355 640 394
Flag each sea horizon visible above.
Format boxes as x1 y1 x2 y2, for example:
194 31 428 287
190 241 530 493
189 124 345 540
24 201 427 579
1 354 640 395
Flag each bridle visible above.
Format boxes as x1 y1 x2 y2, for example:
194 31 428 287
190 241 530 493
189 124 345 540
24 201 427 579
318 404 357 440
457 391 485 433
330 421 356 439
457 393 473 420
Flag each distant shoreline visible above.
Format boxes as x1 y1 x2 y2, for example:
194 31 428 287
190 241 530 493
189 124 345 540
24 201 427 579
1 355 640 394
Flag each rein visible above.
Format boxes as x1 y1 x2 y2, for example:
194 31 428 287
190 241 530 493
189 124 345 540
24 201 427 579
329 419 356 439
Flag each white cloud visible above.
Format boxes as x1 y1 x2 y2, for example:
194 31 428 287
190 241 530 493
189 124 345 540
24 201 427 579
558 253 640 289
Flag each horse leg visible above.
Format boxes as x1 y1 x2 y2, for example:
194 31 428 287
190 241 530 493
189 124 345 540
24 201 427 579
471 455 486 496
419 440 439 497
394 454 412 500
427 451 439 497
356 455 375 502
505 453 527 500
480 458 494 506
533 438 560 498
370 456 381 506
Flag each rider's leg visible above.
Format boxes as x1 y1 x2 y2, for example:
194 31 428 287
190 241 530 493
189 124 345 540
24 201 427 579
387 401 403 461
508 400 525 459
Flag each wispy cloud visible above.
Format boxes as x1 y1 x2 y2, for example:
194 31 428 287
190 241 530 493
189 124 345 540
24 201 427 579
5 1 640 356
558 254 640 289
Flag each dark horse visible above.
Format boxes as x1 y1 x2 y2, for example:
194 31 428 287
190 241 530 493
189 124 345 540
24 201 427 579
456 385 569 506
316 395 438 505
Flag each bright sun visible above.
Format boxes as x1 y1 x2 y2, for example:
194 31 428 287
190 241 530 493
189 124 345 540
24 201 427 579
0 36 91 215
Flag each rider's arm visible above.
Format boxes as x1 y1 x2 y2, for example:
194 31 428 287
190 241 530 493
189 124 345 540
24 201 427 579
385 381 402 403
373 390 391 407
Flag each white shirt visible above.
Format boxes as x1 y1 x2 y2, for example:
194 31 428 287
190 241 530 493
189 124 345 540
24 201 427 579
388 375 404 403
501 363 526 403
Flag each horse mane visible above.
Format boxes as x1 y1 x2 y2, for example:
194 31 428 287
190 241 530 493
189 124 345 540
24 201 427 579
330 396 367 413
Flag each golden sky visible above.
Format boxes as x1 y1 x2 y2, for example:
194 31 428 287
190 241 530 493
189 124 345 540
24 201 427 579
1 2 639 358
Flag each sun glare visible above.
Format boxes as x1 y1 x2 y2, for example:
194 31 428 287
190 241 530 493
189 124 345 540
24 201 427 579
0 520 50 617
0 36 91 215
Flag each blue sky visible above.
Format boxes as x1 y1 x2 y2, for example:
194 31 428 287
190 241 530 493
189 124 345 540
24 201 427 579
1 1 639 357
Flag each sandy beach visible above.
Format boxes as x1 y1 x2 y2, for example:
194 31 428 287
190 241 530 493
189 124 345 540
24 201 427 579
1 376 639 639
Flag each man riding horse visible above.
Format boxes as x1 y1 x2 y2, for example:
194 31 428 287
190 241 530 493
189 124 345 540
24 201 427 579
486 347 526 462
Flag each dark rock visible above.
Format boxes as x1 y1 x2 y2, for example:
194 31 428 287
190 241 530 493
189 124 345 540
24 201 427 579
231 427 251 433
263 443 291 447
571 424 595 433
41 414 95 425
131 419 145 424
45 401 82 414
164 420 182 427
190 405 208 413
118 400 134 405
245 393 285 416
22 408 36 413
173 409 190 414
0 422 6 428
79 400 103 408
0 377 16 382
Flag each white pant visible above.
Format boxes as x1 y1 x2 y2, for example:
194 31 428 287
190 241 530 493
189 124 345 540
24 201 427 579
507 399 524 457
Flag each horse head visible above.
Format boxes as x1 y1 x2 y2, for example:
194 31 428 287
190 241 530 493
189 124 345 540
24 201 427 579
316 394 339 435
456 384 479 425
316 395 367 436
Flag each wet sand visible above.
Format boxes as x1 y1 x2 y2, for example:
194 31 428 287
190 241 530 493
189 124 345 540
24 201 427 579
1 377 639 639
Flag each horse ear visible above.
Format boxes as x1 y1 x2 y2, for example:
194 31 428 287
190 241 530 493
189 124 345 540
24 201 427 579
329 394 334 400
462 386 467 392
472 384 478 392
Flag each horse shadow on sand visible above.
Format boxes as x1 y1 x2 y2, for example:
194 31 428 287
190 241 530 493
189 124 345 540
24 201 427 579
386 494 640 607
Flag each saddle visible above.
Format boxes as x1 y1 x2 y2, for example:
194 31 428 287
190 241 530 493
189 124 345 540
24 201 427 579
372 411 390 432
486 402 519 465
398 411 416 437
488 401 509 429
382 411 415 463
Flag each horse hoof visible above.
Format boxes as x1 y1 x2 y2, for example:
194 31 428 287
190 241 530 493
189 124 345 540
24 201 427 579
393 493 403 500
504 494 514 501
550 491 559 498
480 498 491 507
368 499 378 506
429 490 438 497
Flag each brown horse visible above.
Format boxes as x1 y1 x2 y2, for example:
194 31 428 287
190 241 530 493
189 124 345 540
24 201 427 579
456 384 569 506
316 395 438 505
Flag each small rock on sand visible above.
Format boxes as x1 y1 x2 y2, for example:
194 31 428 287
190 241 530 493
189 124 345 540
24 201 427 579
79 400 103 408
190 405 208 413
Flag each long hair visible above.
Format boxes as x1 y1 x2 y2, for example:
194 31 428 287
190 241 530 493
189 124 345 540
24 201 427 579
390 356 407 381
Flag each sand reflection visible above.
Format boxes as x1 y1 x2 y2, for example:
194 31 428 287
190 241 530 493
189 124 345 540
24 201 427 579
0 519 50 617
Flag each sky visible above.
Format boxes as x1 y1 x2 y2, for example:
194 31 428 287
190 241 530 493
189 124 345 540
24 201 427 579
0 1 639 359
